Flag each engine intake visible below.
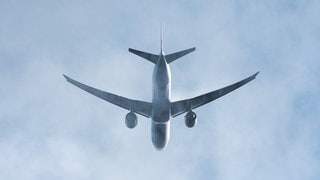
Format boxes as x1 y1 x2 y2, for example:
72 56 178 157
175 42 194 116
125 112 137 129
185 111 197 128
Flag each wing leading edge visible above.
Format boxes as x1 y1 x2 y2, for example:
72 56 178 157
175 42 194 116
63 75 152 118
171 72 259 117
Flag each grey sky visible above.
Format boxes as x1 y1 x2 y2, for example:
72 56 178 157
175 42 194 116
1 0 319 179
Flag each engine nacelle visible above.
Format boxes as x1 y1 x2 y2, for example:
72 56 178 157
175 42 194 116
185 111 197 128
125 112 137 129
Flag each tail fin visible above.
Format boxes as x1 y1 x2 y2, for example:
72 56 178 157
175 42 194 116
128 48 159 64
165 47 196 63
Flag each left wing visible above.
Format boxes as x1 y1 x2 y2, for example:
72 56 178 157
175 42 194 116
63 75 152 118
171 72 259 117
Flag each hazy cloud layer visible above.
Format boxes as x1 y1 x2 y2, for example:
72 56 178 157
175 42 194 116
1 0 319 179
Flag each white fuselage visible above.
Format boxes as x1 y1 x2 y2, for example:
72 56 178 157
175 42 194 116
151 51 171 150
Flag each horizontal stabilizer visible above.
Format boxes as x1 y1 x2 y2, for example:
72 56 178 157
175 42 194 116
129 48 159 64
165 47 196 63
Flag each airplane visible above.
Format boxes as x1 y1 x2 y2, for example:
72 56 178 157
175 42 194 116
63 35 259 150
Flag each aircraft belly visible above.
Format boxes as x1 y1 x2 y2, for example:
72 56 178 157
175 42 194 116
152 98 170 122
151 121 170 150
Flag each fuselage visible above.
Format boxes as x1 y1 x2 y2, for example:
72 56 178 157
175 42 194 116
151 51 171 150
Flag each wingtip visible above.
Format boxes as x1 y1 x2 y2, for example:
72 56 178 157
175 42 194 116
249 71 259 80
254 71 260 77
63 74 70 81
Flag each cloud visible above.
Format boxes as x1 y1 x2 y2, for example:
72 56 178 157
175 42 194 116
0 0 319 179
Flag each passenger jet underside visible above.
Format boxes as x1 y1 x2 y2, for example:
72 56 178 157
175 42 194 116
64 38 258 150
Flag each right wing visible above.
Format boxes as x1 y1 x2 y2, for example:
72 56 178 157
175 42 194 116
63 75 152 118
171 72 259 117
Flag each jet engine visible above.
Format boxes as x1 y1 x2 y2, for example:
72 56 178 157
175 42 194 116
125 112 138 128
184 111 197 128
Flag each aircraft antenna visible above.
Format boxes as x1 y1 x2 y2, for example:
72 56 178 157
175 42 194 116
160 23 163 53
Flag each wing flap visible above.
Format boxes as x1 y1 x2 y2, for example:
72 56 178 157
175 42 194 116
171 72 259 117
63 75 152 118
